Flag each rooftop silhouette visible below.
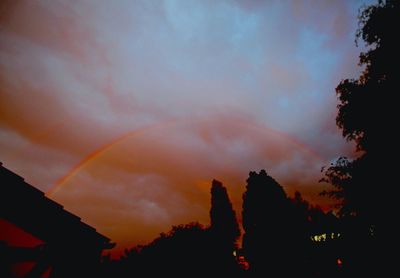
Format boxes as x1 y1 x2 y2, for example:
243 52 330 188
0 162 114 277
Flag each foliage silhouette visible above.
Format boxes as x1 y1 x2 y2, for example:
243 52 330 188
320 0 399 276
336 0 399 153
102 222 211 277
209 179 241 276
322 0 399 220
100 180 244 277
210 179 240 250
242 170 312 277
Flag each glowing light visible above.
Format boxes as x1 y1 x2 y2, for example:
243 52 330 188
311 232 340 242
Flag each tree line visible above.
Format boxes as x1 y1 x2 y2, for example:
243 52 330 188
99 173 348 277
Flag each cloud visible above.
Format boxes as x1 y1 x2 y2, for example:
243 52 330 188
48 115 329 250
0 0 370 252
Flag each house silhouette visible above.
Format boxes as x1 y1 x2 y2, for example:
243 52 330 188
0 162 114 277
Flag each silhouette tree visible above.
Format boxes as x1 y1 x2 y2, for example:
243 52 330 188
210 179 240 250
242 170 293 276
320 157 356 217
336 0 399 154
289 191 313 240
101 181 245 278
322 0 399 228
209 179 241 275
321 1 399 276
114 223 211 277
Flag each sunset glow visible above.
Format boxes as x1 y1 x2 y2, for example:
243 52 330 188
0 0 372 254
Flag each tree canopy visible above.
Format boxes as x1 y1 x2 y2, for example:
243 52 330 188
210 179 240 250
322 0 399 221
335 0 399 153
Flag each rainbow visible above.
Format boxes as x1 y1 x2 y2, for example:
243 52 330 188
46 118 323 197
46 120 176 196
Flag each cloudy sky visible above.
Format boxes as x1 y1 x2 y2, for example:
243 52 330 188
0 0 372 253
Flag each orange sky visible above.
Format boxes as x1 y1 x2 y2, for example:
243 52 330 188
0 0 369 254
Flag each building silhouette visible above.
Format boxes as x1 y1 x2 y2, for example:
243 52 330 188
0 162 114 277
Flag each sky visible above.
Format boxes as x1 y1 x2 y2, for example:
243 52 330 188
0 0 373 253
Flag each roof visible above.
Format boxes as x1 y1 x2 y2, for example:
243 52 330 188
0 163 114 250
